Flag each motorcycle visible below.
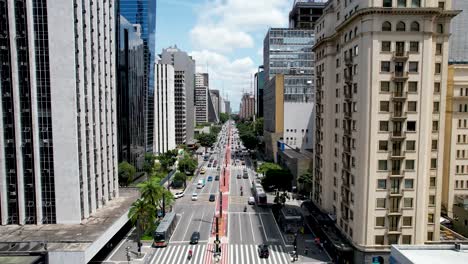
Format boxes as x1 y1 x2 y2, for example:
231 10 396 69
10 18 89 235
188 250 193 260
244 206 247 212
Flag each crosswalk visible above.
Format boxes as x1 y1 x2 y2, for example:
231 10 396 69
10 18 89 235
150 243 290 264
230 165 246 169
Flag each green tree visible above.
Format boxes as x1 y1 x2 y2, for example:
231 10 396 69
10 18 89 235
157 150 178 172
210 125 221 136
240 132 257 150
178 155 198 175
128 198 155 245
196 133 216 147
143 153 156 174
253 117 264 136
118 161 136 186
261 168 293 191
297 170 313 192
173 172 187 188
219 113 229 123
257 162 282 174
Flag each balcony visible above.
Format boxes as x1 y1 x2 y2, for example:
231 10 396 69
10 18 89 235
344 89 353 101
392 51 409 61
391 91 407 101
391 131 406 140
344 110 352 119
391 71 409 81
344 126 352 135
344 74 353 84
387 226 402 234
391 111 407 120
389 170 405 178
387 207 402 216
389 150 405 159
389 188 404 197
343 144 351 153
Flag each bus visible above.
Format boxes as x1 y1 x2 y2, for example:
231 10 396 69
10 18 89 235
153 212 178 247
252 185 267 206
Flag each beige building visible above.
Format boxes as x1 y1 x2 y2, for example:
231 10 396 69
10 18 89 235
313 0 458 262
263 75 285 162
239 93 255 120
442 64 468 217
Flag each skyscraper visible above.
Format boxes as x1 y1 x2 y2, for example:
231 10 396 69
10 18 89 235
313 0 457 261
195 73 209 124
118 0 157 152
0 0 118 225
159 46 196 145
154 64 176 154
117 16 145 171
255 66 265 117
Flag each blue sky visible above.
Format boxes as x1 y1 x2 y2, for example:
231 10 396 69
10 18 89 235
156 0 294 111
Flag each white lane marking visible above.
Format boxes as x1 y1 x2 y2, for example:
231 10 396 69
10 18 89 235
270 211 288 247
230 244 234 264
239 213 243 242
250 244 257 264
197 205 207 232
277 245 289 264
249 213 256 245
174 245 186 264
258 211 269 241
180 211 193 242
167 240 208 244
240 244 245 264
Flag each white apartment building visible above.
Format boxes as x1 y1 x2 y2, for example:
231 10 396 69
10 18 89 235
154 64 176 154
313 0 458 262
195 73 209 124
0 0 118 225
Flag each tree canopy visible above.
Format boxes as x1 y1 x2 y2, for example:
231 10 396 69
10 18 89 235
219 113 229 123
196 132 217 147
178 155 198 175
118 161 136 186
256 162 282 174
261 167 293 191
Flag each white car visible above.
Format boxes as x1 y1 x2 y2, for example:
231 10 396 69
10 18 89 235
248 196 255 205
191 193 198 201
174 191 185 199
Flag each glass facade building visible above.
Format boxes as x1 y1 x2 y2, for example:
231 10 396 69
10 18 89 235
117 16 146 171
449 0 468 64
118 0 157 152
263 28 315 102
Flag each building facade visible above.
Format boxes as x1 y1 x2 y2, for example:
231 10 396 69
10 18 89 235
239 93 255 120
313 0 457 261
255 67 265 118
118 0 157 153
448 0 468 64
117 16 145 171
289 0 325 29
195 73 209 124
0 0 118 225
210 89 221 121
154 64 176 154
225 100 232 115
159 46 195 144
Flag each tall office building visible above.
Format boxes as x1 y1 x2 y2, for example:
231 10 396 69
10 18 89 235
448 0 468 64
118 0 157 152
225 100 232 115
255 66 266 117
289 0 326 29
210 89 221 121
313 0 457 261
195 73 209 124
239 93 255 120
160 46 195 144
154 64 176 154
117 16 145 171
0 0 118 225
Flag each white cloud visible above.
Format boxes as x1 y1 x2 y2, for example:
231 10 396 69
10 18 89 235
190 26 254 52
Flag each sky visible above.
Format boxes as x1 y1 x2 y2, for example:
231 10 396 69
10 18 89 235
156 0 295 112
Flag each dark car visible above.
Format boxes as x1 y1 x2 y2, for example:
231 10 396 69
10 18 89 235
215 175 219 181
207 176 213 181
209 194 216 202
208 163 212 168
243 172 249 179
237 174 242 179
258 244 269 258
190 231 200 244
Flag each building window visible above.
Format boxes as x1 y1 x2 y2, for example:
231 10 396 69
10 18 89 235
431 158 437 169
434 82 441 93
376 217 385 227
382 41 391 52
379 141 388 151
381 81 390 92
432 139 438 150
410 41 419 52
380 101 390 112
408 101 417 112
438 2 445 9
407 121 416 132
396 21 406 31
408 81 418 92
437 24 444 34
409 62 419 73
403 216 412 227
404 197 413 208
432 121 439 132
429 195 435 206
436 43 443 55
435 63 441 74
377 179 387 188
402 235 412 244
381 61 391 72
382 21 392 31
410 21 420 32
428 213 434 224
379 121 389 131
376 198 386 208
375 235 385 245
398 0 407 7
406 159 415 170
383 0 393 7
433 102 440 113
430 177 436 187
412 0 421 7
404 179 414 189
428 232 434 241
406 140 416 151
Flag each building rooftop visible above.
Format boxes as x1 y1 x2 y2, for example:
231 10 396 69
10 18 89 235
282 149 314 160
392 244 468 264
0 188 139 256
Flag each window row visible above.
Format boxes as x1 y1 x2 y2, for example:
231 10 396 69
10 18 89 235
383 0 421 8
458 119 468 128
380 81 418 93
382 21 420 32
455 165 468 174
455 180 468 189
381 41 420 53
378 158 438 171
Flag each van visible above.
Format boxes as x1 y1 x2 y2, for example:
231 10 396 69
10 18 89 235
197 179 205 189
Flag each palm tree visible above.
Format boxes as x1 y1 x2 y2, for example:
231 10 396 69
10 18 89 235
128 198 156 244
297 170 313 192
138 177 163 206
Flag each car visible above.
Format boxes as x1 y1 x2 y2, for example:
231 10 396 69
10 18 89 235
237 174 241 179
200 167 206 174
243 173 249 179
215 175 219 181
258 244 269 258
248 196 255 205
191 193 198 201
209 194 216 202
174 191 185 199
207 163 212 168
207 176 213 181
190 231 200 244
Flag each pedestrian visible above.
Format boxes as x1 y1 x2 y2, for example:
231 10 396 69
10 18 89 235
305 247 308 255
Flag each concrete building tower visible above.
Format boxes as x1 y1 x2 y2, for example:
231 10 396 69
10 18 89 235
154 64 176 154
